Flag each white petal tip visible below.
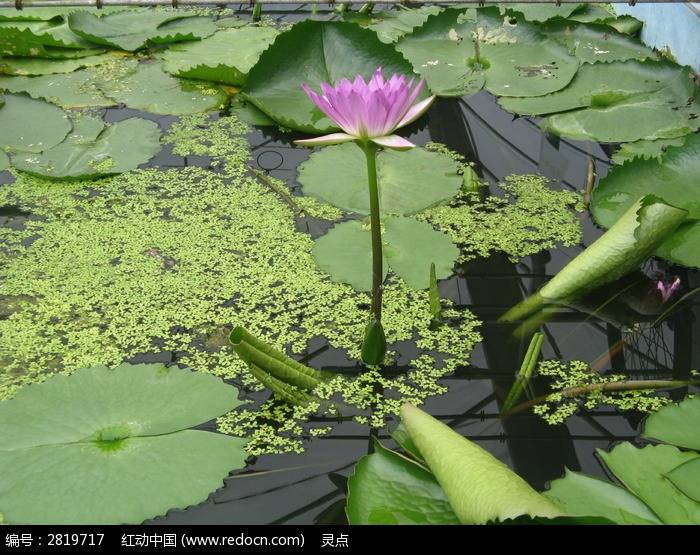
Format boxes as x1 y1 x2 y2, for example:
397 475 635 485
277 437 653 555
372 135 416 150
294 133 356 147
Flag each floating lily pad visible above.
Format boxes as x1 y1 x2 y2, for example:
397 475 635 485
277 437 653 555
161 26 278 86
0 363 247 524
598 443 700 524
242 20 422 133
643 396 700 450
397 8 578 98
500 60 699 143
0 68 117 108
11 115 161 179
496 2 584 22
297 143 461 216
313 216 458 291
0 21 104 58
346 440 459 524
345 6 443 44
545 469 661 524
68 8 216 52
569 6 643 35
95 62 227 115
0 93 71 153
0 52 113 75
0 7 129 22
590 135 700 268
542 20 655 63
611 136 687 165
0 150 8 172
666 459 700 503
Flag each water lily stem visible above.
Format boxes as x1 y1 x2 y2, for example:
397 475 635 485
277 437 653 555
362 142 383 323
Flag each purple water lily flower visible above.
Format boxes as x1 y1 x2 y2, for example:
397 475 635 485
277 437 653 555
294 68 435 150
656 276 681 303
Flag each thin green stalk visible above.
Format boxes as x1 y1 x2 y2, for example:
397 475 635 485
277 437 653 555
502 332 544 412
362 142 383 323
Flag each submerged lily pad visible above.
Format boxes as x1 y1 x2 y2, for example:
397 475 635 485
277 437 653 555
313 216 458 291
242 20 421 133
346 440 459 524
0 93 71 153
11 115 161 179
0 150 8 172
0 363 247 524
500 60 699 143
68 8 216 52
397 8 578 98
569 6 643 35
95 62 227 115
161 26 278 86
611 136 687 165
590 135 700 268
297 143 461 216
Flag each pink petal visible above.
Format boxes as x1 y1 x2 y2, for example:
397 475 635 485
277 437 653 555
294 133 357 147
396 95 436 129
371 135 415 150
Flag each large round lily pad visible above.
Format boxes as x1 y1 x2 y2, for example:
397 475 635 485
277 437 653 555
95 62 227 115
0 363 247 524
0 52 112 76
500 60 699 143
68 8 216 52
313 216 458 290
590 134 700 268
397 8 578 98
297 143 461 216
242 19 422 133
0 93 71 153
11 115 161 180
162 26 277 86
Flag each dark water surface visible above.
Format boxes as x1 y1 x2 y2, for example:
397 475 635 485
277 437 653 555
1 4 697 525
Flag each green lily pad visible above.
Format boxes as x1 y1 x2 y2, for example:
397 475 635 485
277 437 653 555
397 8 578 98
0 69 116 108
0 52 113 75
400 404 563 523
643 396 700 450
544 468 661 524
68 8 215 52
0 150 8 172
496 3 584 22
500 60 699 143
542 20 655 64
666 458 700 502
0 93 71 153
297 143 461 216
242 20 421 133
346 440 459 524
345 6 443 44
611 136 687 165
95 62 227 115
590 135 700 268
161 26 278 86
569 6 643 35
0 363 247 524
599 443 700 524
0 7 130 22
0 21 104 58
11 115 161 179
313 216 458 291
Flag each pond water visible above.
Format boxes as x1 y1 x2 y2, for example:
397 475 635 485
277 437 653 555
164 68 695 525
1 3 697 526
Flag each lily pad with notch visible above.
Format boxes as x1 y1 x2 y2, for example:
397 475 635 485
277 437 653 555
297 143 462 216
242 19 423 133
312 215 458 291
0 363 248 524
11 114 161 180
